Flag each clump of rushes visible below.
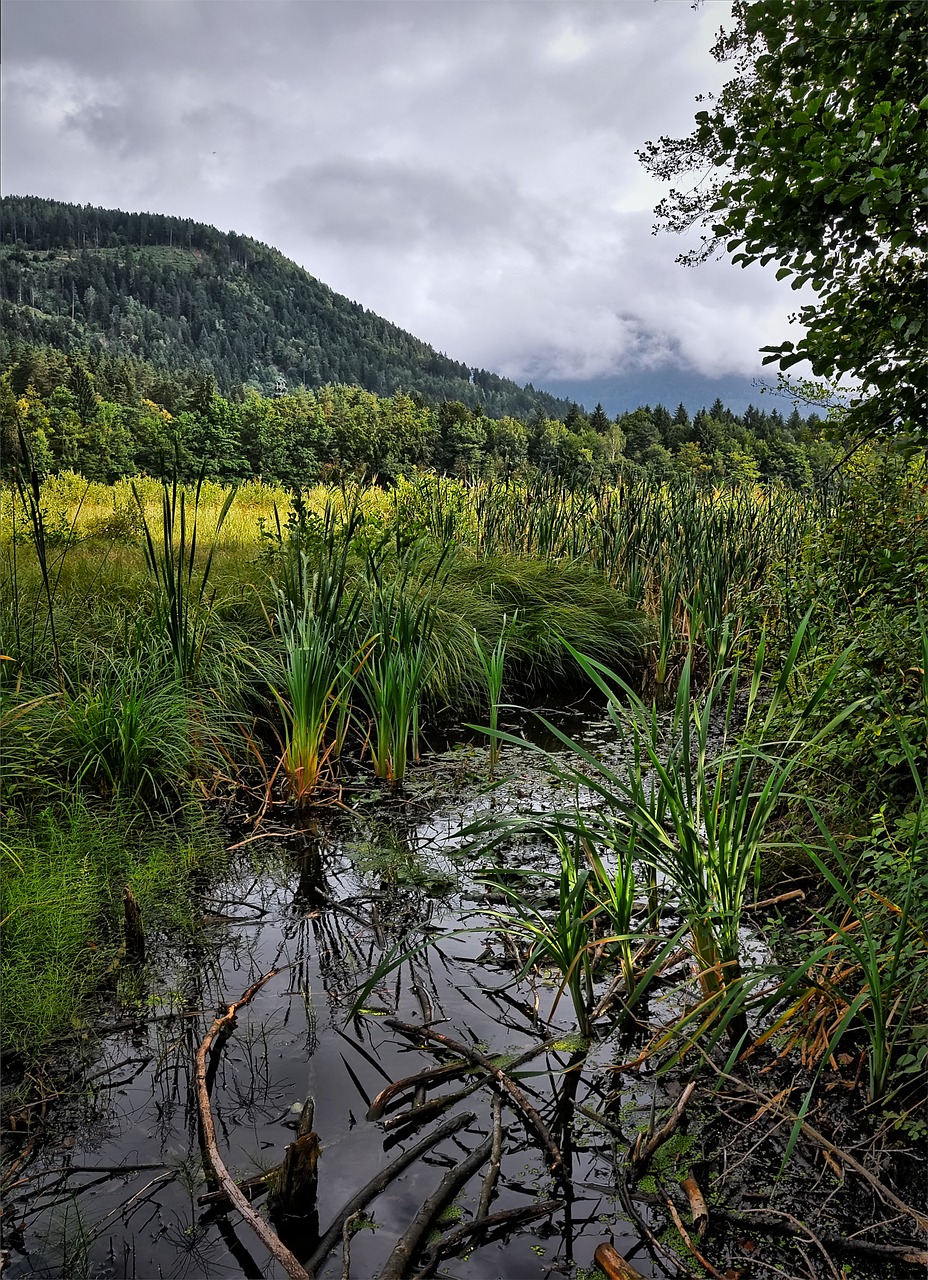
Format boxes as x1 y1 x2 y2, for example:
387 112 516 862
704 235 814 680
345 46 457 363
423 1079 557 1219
132 466 236 685
50 653 193 802
273 553 364 804
271 501 365 805
478 827 681 1038
579 818 638 997
483 835 598 1038
359 538 447 788
11 431 88 689
560 614 855 1046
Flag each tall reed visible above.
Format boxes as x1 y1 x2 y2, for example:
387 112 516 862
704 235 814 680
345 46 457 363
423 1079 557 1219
359 540 445 787
472 613 513 777
11 433 89 688
482 835 598 1037
132 468 236 684
272 536 365 804
555 618 857 1043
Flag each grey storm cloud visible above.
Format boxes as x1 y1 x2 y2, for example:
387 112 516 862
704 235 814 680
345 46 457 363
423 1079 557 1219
1 0 811 385
268 160 567 256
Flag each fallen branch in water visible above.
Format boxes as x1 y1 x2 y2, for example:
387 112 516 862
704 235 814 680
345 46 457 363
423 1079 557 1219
340 1210 365 1280
384 1020 565 1183
412 1198 565 1278
303 1110 474 1277
377 1132 494 1280
194 967 311 1280
663 1197 729 1280
381 1077 485 1132
367 1058 475 1120
198 1171 271 1206
476 1094 504 1219
629 1081 696 1179
592 1242 646 1280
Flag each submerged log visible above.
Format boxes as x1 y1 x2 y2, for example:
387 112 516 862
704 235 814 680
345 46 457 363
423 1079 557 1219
385 1020 565 1185
303 1110 475 1277
367 1059 474 1120
377 1133 494 1280
412 1199 565 1278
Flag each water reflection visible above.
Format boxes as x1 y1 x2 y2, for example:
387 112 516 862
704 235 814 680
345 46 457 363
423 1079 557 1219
4 701 688 1279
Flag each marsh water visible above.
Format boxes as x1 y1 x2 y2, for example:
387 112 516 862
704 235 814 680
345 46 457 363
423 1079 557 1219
3 700 712 1280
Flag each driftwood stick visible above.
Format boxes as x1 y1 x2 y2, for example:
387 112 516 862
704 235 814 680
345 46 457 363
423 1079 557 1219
340 1210 364 1280
382 1077 485 1132
664 1197 728 1280
367 1059 474 1120
616 1172 700 1278
576 1102 627 1141
750 888 805 910
680 1176 708 1238
194 967 310 1280
412 1199 565 1278
303 1110 475 1277
377 1133 493 1280
476 1094 504 1219
198 1171 271 1206
630 1082 696 1179
385 1020 565 1182
592 1242 646 1280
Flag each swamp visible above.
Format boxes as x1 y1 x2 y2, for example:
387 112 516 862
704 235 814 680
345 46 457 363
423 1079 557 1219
1 462 926 1280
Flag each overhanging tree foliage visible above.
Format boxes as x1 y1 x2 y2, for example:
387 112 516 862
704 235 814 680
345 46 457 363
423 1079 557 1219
639 0 928 439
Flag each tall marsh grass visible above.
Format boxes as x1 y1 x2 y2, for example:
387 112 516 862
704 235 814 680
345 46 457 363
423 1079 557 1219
132 470 237 684
1 803 223 1063
270 503 367 802
3 468 804 812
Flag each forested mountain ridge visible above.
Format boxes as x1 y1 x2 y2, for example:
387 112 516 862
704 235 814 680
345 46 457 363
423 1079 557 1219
0 195 572 419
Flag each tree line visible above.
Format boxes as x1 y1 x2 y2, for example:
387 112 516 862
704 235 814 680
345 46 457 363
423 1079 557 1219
2 342 833 488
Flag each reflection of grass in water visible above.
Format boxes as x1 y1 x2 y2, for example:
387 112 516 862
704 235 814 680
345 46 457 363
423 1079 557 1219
1 802 225 1066
39 1198 93 1280
349 834 457 892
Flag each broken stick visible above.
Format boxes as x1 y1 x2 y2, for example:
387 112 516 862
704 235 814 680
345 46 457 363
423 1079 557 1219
385 1020 565 1183
303 1110 474 1277
629 1081 696 1179
593 1242 646 1280
377 1132 493 1280
194 967 311 1280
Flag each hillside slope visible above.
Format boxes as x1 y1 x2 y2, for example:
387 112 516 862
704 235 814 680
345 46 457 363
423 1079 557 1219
0 195 571 420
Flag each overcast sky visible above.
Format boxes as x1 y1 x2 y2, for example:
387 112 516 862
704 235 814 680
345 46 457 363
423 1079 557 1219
1 0 807 400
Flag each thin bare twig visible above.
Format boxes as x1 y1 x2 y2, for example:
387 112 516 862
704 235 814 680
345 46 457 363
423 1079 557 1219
194 967 310 1280
385 1020 566 1183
